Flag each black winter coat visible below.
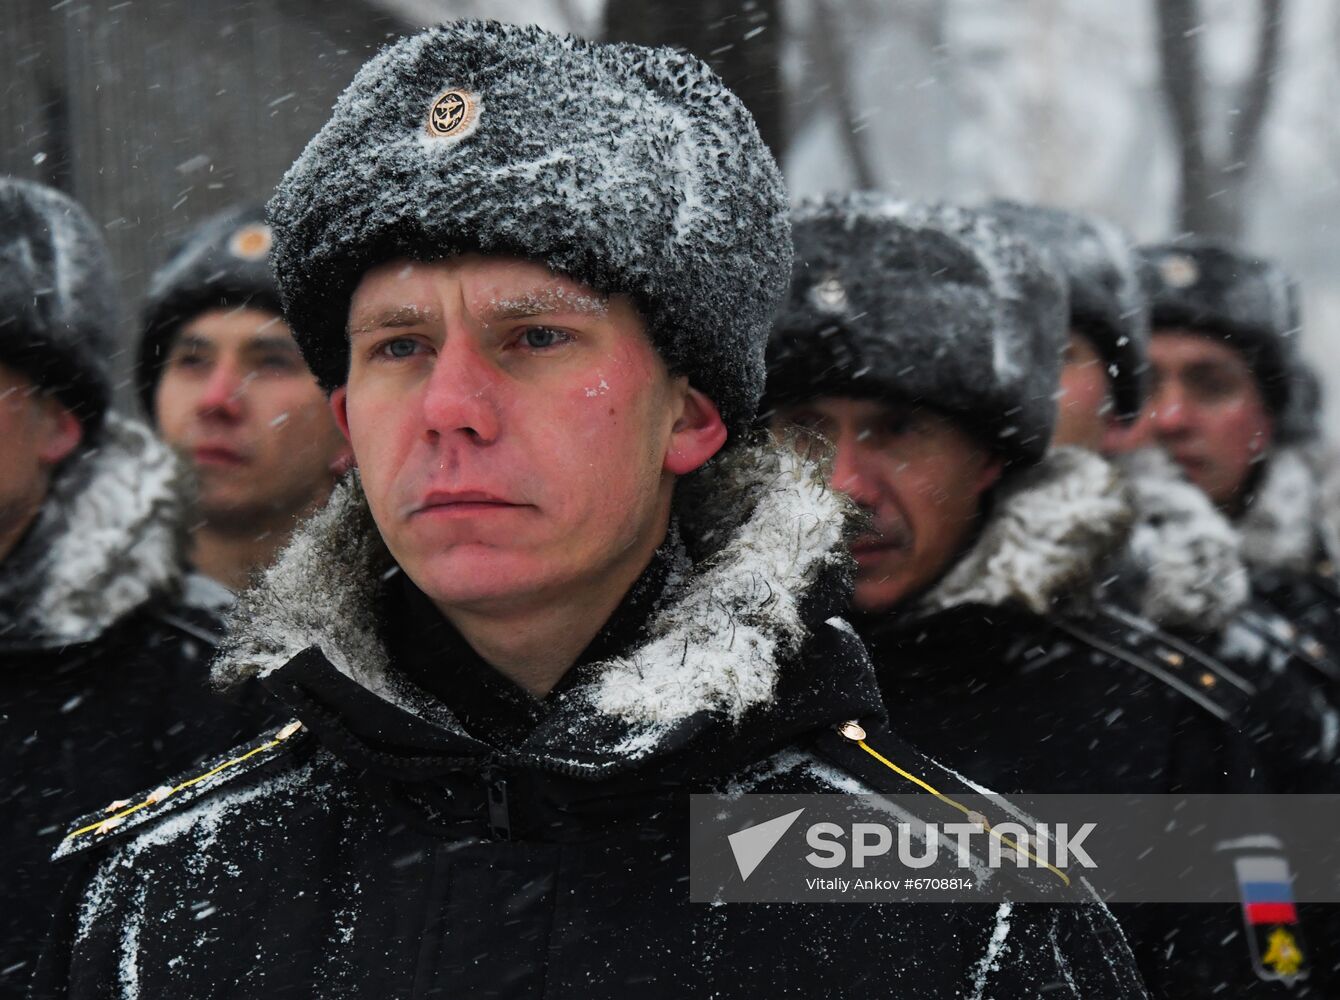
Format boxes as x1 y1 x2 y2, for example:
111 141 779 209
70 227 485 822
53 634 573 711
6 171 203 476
0 419 268 998
856 448 1324 997
34 445 1149 999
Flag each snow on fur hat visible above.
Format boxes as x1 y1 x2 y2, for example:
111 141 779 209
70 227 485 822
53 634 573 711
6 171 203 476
1139 239 1300 418
764 194 1069 466
0 178 116 438
138 204 282 420
267 20 791 438
982 199 1148 422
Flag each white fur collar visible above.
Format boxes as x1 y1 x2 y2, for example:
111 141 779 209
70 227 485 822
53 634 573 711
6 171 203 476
213 441 856 730
918 447 1130 616
0 414 188 648
1109 448 1249 631
1238 446 1324 575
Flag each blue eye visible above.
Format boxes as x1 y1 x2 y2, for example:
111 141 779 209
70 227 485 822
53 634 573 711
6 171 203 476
520 327 567 349
382 339 419 359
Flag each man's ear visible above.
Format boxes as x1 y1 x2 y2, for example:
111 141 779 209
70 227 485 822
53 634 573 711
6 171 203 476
974 453 1005 498
330 386 353 444
664 383 727 476
34 397 82 467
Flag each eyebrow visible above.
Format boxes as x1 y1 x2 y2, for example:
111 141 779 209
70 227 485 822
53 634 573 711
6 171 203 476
481 288 609 322
348 306 436 337
170 334 300 354
1179 359 1243 379
241 335 302 354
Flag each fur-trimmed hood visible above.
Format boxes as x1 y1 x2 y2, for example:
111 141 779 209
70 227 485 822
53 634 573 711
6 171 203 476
0 414 189 650
917 447 1129 616
1238 445 1334 575
213 441 871 774
1105 448 1250 632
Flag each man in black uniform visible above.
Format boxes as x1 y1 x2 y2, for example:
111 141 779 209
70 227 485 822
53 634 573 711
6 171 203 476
984 201 1339 797
33 23 1147 1000
1133 242 1340 676
0 179 262 997
137 205 351 601
765 192 1317 994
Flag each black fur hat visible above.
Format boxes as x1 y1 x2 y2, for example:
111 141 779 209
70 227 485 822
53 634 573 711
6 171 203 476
765 194 1069 466
1275 356 1323 445
1139 239 1300 418
137 205 282 420
267 20 791 439
983 200 1148 422
0 178 116 438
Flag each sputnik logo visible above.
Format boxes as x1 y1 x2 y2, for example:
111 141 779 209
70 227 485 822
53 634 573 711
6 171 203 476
728 808 805 881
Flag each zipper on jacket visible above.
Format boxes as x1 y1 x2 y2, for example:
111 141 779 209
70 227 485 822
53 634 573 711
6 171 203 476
485 771 511 840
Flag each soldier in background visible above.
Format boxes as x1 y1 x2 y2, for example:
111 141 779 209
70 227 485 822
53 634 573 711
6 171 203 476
1129 243 1340 686
137 205 350 603
986 201 1339 798
765 193 1318 995
0 179 261 998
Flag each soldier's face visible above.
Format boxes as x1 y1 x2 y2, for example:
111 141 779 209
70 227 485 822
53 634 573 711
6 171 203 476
771 397 1002 612
1127 330 1274 510
337 255 725 618
0 364 82 563
1052 332 1114 452
155 308 350 531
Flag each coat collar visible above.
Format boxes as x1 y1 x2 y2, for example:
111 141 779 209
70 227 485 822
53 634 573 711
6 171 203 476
213 440 882 780
0 415 188 650
916 446 1130 617
1105 447 1249 631
1237 445 1329 575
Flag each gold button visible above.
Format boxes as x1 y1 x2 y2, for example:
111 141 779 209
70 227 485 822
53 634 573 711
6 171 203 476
1199 672 1217 688
836 720 867 742
1159 650 1184 667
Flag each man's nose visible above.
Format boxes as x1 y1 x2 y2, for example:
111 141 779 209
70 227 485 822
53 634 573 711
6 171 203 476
1148 382 1191 437
197 361 246 420
420 337 502 445
829 434 880 510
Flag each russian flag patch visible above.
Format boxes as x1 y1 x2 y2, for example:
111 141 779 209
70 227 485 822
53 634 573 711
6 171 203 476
1235 856 1309 982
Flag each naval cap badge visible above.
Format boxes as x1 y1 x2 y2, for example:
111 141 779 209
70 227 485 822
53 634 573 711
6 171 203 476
810 276 848 313
426 89 479 140
1158 251 1199 290
228 223 273 262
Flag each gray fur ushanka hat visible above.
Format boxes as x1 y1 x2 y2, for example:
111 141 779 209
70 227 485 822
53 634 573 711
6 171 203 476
268 19 791 438
764 194 1069 465
1139 239 1300 418
138 204 282 420
0 178 117 439
982 199 1148 422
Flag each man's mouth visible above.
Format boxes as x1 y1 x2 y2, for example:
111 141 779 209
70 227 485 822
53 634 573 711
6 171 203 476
193 445 248 467
410 490 527 517
850 534 908 564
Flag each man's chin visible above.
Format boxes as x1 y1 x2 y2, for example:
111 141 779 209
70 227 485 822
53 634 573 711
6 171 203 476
400 550 555 614
851 569 916 615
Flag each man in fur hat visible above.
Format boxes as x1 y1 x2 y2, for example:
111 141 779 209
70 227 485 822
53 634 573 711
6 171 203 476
985 202 1339 797
1129 242 1340 683
0 179 261 997
33 23 1146 999
138 205 351 601
765 193 1317 995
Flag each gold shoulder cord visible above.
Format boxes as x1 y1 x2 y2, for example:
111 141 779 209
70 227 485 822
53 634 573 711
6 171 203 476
836 722 1071 887
65 721 305 842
